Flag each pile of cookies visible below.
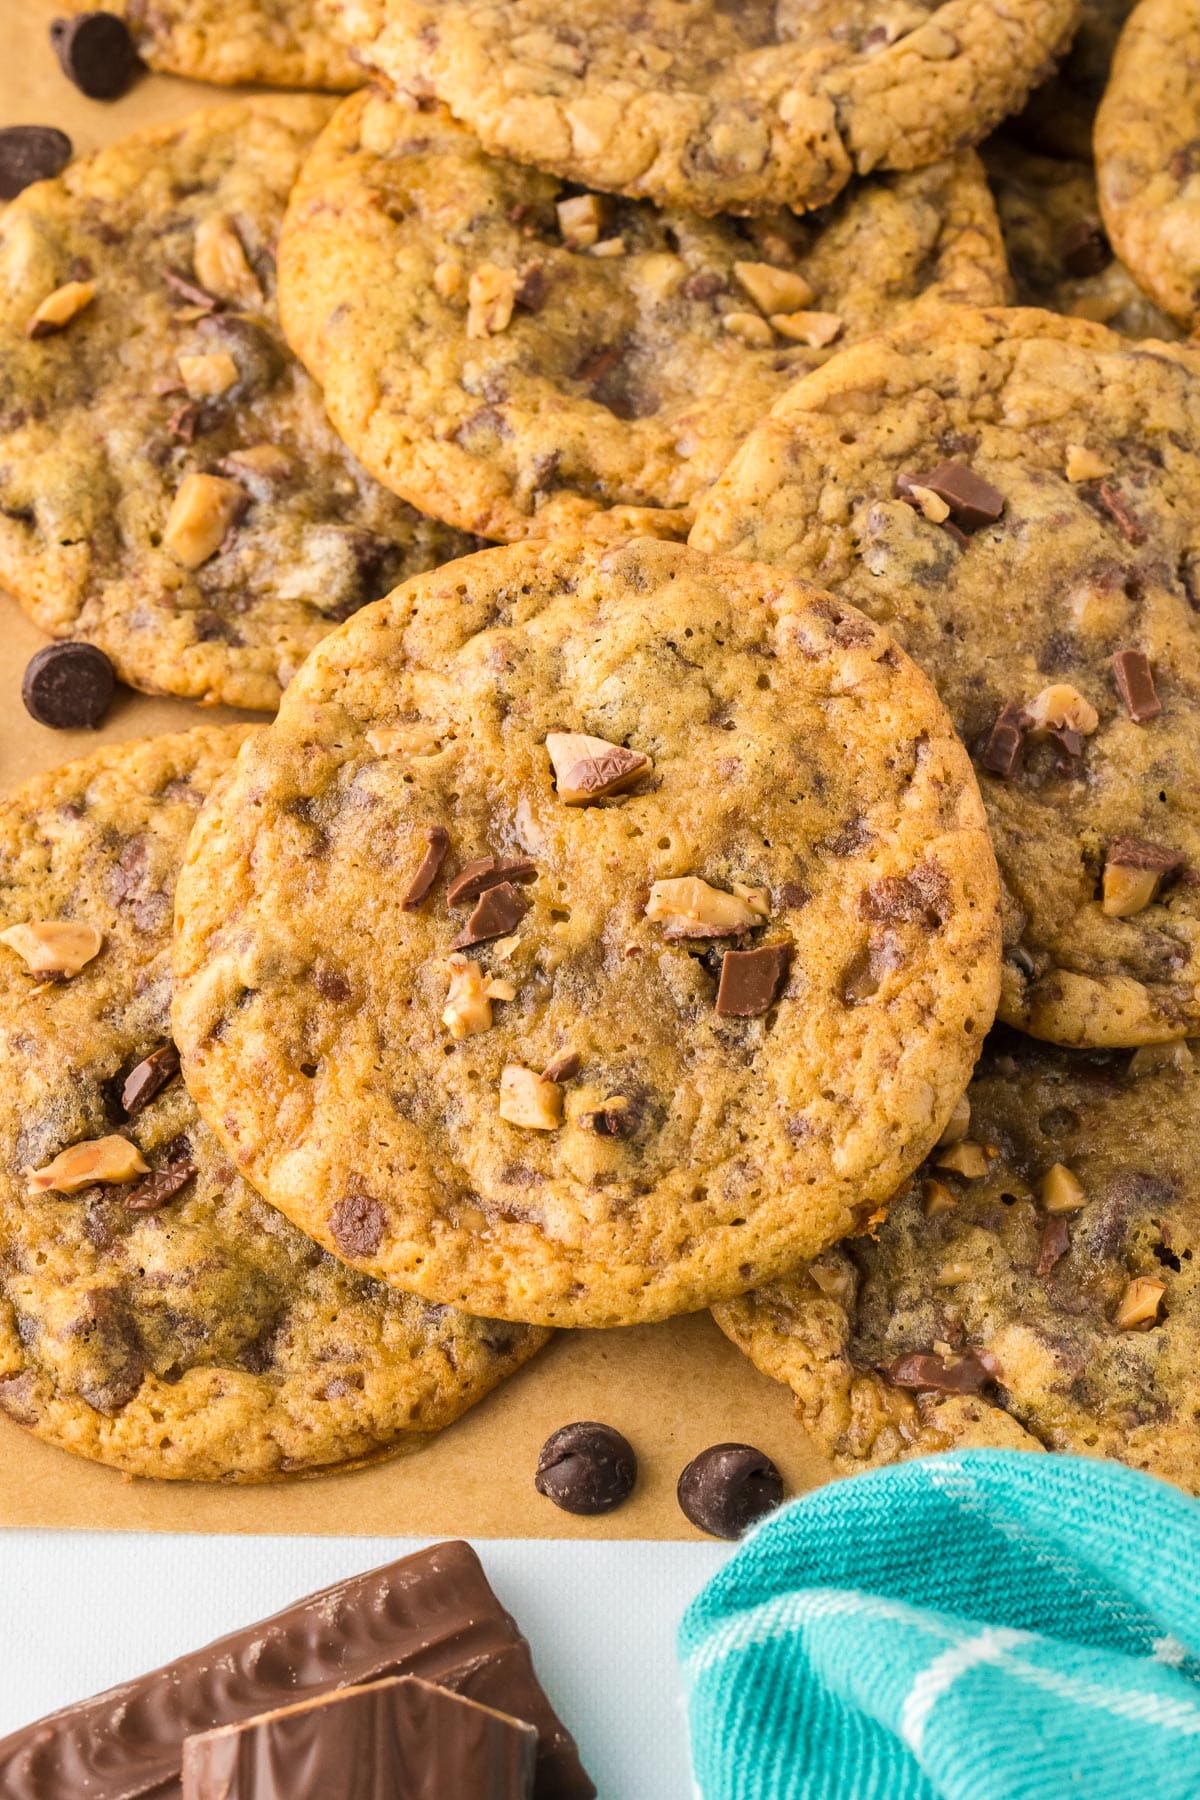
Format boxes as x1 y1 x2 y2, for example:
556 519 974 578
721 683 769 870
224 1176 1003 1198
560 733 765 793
0 0 1198 1503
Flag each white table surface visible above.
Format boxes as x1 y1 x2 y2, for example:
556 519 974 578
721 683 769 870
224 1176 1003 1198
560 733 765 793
0 1531 731 1796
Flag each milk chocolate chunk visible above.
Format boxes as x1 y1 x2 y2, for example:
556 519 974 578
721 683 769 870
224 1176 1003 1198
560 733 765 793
447 857 538 906
980 701 1026 778
401 827 450 910
1111 649 1162 723
0 1541 594 1800
885 1349 992 1394
1037 1214 1071 1277
22 643 116 730
677 1443 785 1540
715 943 790 1018
0 126 72 200
534 1422 637 1516
49 11 138 98
121 1043 180 1117
181 1676 537 1800
451 882 529 949
897 461 1004 532
1097 482 1148 545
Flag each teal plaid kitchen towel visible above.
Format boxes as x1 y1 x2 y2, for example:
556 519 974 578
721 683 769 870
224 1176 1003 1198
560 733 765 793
679 1450 1200 1799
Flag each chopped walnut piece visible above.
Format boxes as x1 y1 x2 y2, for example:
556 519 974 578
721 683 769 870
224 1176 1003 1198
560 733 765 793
733 260 814 315
28 1135 149 1194
1065 443 1111 482
807 1261 852 1303
1115 1276 1166 1330
1101 838 1184 917
902 483 951 524
27 278 95 338
433 257 464 300
176 350 239 399
556 193 606 248
934 1140 989 1179
218 444 295 489
545 732 651 804
1022 683 1099 738
499 1064 564 1130
467 263 518 337
645 876 761 939
769 309 843 348
589 237 626 257
193 214 263 307
442 953 514 1039
163 472 247 569
0 920 102 979
721 310 774 348
937 1093 971 1147
731 882 770 917
923 1178 958 1218
1041 1162 1087 1213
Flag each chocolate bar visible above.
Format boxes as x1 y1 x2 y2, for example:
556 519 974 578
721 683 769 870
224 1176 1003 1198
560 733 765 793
181 1676 537 1798
0 1541 593 1800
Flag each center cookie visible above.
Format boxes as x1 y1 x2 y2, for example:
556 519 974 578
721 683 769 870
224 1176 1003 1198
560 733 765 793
172 537 1001 1329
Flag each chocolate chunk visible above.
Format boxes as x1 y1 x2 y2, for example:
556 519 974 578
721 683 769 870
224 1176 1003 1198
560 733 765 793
515 264 549 312
1106 836 1185 878
1111 649 1161 723
980 701 1026 777
49 11 139 99
0 1542 594 1800
125 1148 196 1214
182 1676 538 1799
1059 219 1111 277
121 1043 180 1117
451 882 529 949
447 857 538 906
676 1443 785 1540
329 1191 387 1257
858 863 950 928
1037 1214 1071 1277
897 461 1004 532
581 1096 637 1138
541 1051 581 1083
884 1349 992 1394
162 268 219 312
401 826 450 910
1096 482 1147 545
22 642 116 730
715 943 790 1017
0 126 72 200
534 1422 637 1516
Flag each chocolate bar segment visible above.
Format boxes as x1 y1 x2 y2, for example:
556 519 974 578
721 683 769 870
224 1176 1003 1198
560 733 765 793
0 1541 593 1800
181 1677 537 1799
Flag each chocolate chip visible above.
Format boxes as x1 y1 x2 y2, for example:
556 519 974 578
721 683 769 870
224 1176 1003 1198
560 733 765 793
125 1153 196 1214
1111 649 1161 723
677 1443 785 1539
450 881 529 949
121 1043 180 1117
161 267 219 311
446 856 538 906
884 1349 993 1394
859 863 950 928
534 1422 637 1515
329 1191 386 1257
0 126 72 200
980 701 1026 778
1059 219 1111 278
401 826 450 910
542 1050 581 1083
22 642 116 730
897 461 1004 532
582 1096 638 1137
1037 1214 1071 1276
514 263 549 311
49 11 139 99
715 943 790 1017
1106 836 1184 879
1096 482 1147 545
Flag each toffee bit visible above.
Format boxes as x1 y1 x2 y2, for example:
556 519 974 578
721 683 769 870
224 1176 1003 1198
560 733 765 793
401 826 450 910
446 856 537 906
645 876 761 939
28 1135 148 1194
1101 837 1185 917
0 919 102 979
1110 649 1162 723
544 732 652 805
498 1065 563 1130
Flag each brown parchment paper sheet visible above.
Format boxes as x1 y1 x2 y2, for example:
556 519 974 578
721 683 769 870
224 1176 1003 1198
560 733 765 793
0 5 835 1536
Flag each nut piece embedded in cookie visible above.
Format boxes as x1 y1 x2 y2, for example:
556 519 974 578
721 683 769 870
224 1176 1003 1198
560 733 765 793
1101 838 1184 918
163 473 247 570
0 920 102 979
934 1140 989 1179
442 953 514 1039
27 279 95 339
1041 1162 1086 1213
176 351 239 399
193 214 263 307
1023 683 1099 739
27 1134 150 1194
1115 1276 1166 1331
467 263 517 338
769 310 843 348
733 261 814 316
498 1064 563 1130
645 876 762 939
556 194 606 249
545 733 651 805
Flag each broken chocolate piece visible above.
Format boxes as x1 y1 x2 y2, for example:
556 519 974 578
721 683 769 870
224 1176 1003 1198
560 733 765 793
541 1051 581 1083
446 857 538 906
581 1097 637 1138
897 462 1004 532
22 642 116 730
181 1676 538 1800
0 126 72 200
0 1542 593 1800
715 943 790 1017
676 1443 784 1540
121 1043 180 1117
402 826 450 910
885 1349 992 1394
162 268 219 312
1059 219 1111 277
980 701 1026 777
125 1144 196 1214
329 1191 387 1258
1102 837 1185 916
1110 649 1161 723
534 1422 637 1516
1096 482 1147 545
452 882 529 949
1036 1214 1071 1277
544 733 651 805
49 10 139 98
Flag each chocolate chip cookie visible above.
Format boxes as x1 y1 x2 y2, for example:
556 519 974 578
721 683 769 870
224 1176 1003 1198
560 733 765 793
343 0 1079 215
1095 0 1200 332
172 537 1001 1329
0 97 474 711
691 307 1200 1047
61 0 363 90
278 91 1008 542
715 1032 1200 1493
0 726 546 1482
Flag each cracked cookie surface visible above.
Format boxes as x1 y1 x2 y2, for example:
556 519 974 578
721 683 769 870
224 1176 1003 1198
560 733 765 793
0 98 473 711
691 307 1200 1046
0 727 546 1482
278 91 1007 542
1095 0 1200 332
172 537 1000 1329
63 0 363 90
715 1033 1200 1493
342 0 1078 215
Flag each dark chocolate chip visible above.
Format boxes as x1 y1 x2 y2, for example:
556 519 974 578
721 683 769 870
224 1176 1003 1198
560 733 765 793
534 1422 637 1515
582 1096 638 1137
401 826 450 910
1110 649 1161 723
677 1443 785 1540
1059 219 1111 277
329 1191 387 1257
1104 836 1185 896
980 701 1026 778
49 11 139 99
125 1154 196 1214
451 881 529 949
542 1050 581 1083
897 461 1004 532
22 642 116 730
121 1043 180 1117
884 1349 993 1395
715 943 790 1017
0 125 72 200
446 856 537 906
1037 1214 1071 1276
